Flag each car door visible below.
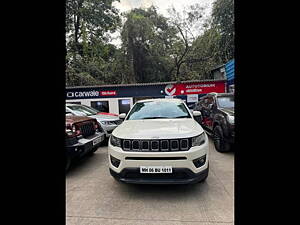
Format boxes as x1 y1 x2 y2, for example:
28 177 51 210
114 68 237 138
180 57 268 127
201 96 214 130
206 96 216 130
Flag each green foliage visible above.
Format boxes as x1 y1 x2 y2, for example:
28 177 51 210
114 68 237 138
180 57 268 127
65 0 234 86
212 0 234 61
66 0 121 86
121 7 176 83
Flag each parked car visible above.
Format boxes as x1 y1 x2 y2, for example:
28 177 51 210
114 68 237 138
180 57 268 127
66 103 122 139
108 98 209 184
66 113 105 171
193 92 234 152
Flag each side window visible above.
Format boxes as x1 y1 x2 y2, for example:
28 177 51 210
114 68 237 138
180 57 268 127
91 101 109 113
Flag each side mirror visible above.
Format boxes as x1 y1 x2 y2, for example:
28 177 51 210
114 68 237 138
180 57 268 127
192 111 201 117
119 113 126 119
193 110 202 123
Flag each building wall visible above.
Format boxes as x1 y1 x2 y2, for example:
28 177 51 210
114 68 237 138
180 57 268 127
66 80 227 113
66 97 133 115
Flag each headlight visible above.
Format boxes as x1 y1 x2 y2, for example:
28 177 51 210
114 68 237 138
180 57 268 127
227 115 234 124
66 129 74 137
192 132 206 147
72 125 76 133
110 135 121 147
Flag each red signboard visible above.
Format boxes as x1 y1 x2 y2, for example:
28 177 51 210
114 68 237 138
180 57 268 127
164 81 225 96
100 91 117 96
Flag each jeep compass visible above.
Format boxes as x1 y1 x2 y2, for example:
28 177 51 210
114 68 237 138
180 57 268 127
108 98 209 184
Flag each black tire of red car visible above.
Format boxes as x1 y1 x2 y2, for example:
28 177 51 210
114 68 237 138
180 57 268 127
66 155 71 172
213 125 231 152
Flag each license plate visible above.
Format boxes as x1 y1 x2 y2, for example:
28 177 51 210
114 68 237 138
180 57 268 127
92 136 103 146
140 166 172 173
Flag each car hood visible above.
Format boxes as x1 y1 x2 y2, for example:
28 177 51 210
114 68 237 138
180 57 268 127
220 108 234 116
66 115 94 126
90 114 119 122
112 119 204 139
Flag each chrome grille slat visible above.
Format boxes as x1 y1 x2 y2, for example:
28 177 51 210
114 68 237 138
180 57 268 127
180 139 189 151
170 140 179 151
141 141 150 151
151 140 159 151
160 140 169 151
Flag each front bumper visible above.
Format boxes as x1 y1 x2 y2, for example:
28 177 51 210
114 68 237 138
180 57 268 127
109 167 209 184
66 131 105 159
108 135 209 184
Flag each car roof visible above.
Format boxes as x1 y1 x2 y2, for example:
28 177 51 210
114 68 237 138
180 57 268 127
199 92 234 98
136 98 184 103
66 103 85 107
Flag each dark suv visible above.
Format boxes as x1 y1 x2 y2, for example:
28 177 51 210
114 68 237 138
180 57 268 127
194 92 234 152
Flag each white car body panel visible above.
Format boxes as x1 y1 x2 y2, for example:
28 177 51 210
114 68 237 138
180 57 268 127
112 119 204 139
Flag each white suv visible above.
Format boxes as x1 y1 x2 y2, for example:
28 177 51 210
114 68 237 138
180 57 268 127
108 98 209 184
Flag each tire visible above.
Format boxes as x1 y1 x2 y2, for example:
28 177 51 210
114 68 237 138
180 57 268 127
66 155 71 172
213 125 231 152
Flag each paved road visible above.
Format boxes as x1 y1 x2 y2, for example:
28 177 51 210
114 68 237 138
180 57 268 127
66 138 234 225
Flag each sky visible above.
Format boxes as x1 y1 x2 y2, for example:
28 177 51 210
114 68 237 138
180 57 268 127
113 0 215 16
110 0 216 47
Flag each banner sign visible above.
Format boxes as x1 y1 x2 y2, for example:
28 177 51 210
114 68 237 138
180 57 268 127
187 94 198 103
164 81 225 96
100 91 117 96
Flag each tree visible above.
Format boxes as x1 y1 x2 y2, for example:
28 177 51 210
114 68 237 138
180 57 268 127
66 0 121 86
188 25 223 79
167 4 212 81
66 0 121 52
212 0 234 62
121 7 177 83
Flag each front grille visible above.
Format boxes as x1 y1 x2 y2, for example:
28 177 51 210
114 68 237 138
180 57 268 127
121 138 192 152
79 122 95 137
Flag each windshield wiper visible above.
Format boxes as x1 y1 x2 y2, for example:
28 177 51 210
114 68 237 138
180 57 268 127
173 116 190 118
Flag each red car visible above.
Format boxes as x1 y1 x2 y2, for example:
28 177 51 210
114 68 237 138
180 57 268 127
65 114 105 171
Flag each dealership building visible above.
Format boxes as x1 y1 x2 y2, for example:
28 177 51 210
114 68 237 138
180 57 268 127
66 79 229 115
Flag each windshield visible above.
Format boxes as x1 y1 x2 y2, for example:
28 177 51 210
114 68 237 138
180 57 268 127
217 96 234 108
67 105 99 116
126 101 191 120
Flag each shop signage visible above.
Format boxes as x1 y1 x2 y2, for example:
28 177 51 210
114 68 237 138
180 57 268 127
100 91 117 96
164 81 225 96
187 94 198 103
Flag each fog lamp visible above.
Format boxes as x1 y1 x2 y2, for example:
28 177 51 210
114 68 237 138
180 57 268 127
193 155 206 168
110 155 121 168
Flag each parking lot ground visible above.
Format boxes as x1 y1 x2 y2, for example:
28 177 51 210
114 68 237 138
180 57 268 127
66 138 234 225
